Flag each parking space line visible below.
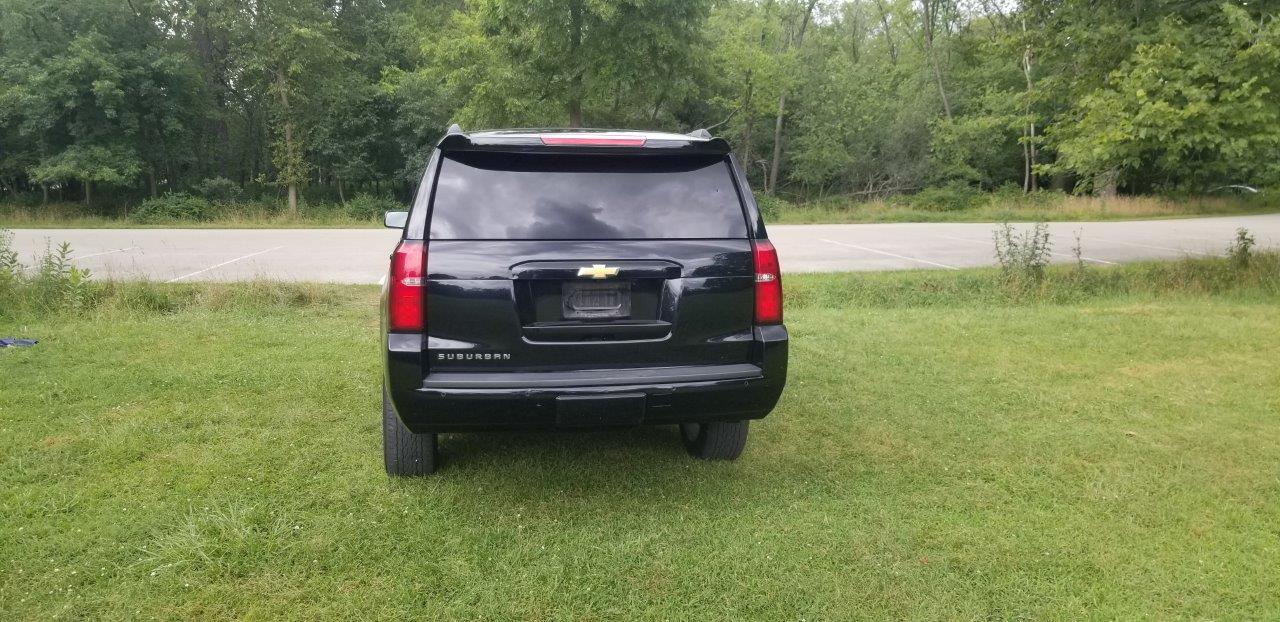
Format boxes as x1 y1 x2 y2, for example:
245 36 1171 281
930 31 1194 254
936 235 1115 265
1090 237 1212 255
821 238 959 270
70 246 138 260
166 246 285 283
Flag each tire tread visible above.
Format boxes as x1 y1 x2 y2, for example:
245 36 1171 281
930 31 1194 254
684 420 749 460
383 389 437 475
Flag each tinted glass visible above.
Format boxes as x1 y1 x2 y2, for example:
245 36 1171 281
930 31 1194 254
429 152 747 239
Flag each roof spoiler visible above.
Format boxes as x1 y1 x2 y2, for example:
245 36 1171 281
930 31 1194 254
437 126 732 155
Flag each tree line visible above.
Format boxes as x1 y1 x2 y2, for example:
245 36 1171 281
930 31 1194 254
1 0 1278 213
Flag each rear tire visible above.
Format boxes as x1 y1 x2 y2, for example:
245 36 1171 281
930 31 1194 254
383 389 437 476
680 420 749 460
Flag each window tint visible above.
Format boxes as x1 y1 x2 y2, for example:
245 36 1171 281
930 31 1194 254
429 152 747 239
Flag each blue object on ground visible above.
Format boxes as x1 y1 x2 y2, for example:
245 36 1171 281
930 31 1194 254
0 338 38 348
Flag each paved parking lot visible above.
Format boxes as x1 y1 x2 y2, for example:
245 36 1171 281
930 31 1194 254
8 213 1279 283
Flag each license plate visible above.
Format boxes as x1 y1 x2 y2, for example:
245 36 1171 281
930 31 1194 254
562 281 631 319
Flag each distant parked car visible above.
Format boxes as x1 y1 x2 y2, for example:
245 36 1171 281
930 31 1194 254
1207 184 1259 194
379 127 789 475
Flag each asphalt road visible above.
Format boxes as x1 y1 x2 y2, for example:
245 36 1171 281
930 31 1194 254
8 213 1279 283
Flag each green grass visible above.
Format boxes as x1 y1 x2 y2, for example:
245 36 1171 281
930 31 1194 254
768 193 1280 224
3 262 1280 619
6 192 1279 229
0 202 383 229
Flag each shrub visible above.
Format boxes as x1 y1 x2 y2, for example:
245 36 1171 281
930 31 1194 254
0 229 22 297
994 222 1052 290
132 194 214 223
904 182 983 212
344 194 402 220
193 177 244 204
33 241 92 311
0 230 94 317
1227 227 1256 270
985 184 1067 210
753 194 793 221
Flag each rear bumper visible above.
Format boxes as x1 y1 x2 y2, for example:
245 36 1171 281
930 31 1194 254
385 325 788 433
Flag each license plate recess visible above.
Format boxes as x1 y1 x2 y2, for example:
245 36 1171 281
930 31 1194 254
562 281 631 320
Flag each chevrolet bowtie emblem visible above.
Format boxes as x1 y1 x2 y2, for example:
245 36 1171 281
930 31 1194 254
577 264 620 279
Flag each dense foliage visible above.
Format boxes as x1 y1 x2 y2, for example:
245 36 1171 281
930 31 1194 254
1 0 1277 214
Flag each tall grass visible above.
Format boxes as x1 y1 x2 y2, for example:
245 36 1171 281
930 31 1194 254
770 191 1280 224
0 229 355 321
786 251 1280 310
0 230 93 317
0 197 397 229
6 190 1278 228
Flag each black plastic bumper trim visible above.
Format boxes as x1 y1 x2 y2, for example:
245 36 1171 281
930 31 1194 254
421 363 762 390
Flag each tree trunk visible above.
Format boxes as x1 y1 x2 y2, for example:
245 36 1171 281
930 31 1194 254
276 68 299 215
740 70 754 165
921 0 953 121
337 178 346 204
766 0 819 194
1021 18 1037 192
42 184 48 204
567 1 584 128
84 180 92 207
148 170 158 198
768 91 787 193
1095 168 1119 198
1022 139 1031 193
875 0 897 65
568 95 583 128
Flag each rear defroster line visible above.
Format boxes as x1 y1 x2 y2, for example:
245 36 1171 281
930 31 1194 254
820 238 959 270
166 246 285 283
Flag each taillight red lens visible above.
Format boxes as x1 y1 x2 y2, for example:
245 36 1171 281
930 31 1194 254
539 135 647 147
388 240 425 332
752 239 782 325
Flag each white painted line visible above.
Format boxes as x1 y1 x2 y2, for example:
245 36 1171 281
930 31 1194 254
937 235 1115 265
1090 237 1212 255
820 238 959 270
70 246 138 260
166 246 284 283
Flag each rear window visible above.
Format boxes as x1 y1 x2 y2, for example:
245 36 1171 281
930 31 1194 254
428 152 747 240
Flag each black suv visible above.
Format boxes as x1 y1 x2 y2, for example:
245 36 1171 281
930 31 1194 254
380 127 788 475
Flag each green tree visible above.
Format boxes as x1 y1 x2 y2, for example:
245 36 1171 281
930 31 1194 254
1049 5 1280 193
477 0 712 127
29 145 141 207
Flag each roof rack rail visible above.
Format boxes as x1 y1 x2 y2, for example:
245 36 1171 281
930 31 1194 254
687 128 712 139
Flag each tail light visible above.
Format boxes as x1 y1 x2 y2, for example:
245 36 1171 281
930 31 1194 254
752 239 783 325
388 240 425 331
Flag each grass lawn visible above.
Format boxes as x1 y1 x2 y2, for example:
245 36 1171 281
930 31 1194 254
768 193 1280 224
4 193 1278 229
3 266 1280 619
